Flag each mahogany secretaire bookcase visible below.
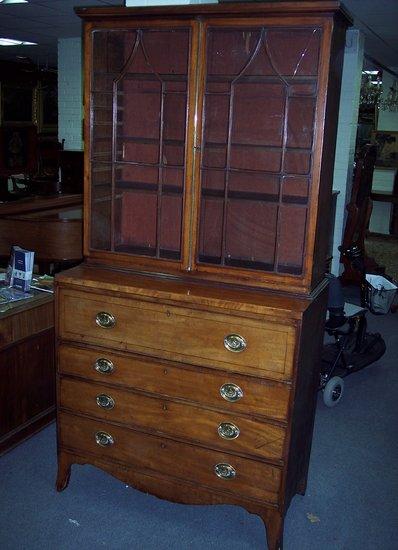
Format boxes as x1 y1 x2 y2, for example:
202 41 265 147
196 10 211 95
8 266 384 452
55 3 350 548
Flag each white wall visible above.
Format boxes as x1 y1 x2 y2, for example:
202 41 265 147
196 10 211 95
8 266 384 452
331 29 364 275
58 37 83 151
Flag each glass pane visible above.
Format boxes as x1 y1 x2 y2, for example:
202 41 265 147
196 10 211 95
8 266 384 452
225 201 278 269
277 205 307 273
198 198 223 263
91 163 112 250
90 28 190 259
198 26 321 275
116 190 157 254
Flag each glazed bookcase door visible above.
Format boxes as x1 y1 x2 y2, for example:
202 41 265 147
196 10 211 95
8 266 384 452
89 24 193 266
195 22 324 286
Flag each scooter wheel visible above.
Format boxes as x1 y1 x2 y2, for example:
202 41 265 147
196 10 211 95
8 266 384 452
323 376 344 407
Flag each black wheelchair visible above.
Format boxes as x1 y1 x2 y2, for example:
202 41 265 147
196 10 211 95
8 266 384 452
320 245 387 407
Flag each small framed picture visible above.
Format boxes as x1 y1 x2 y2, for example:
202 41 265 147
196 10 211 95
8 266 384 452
371 130 398 163
0 125 37 175
37 81 58 133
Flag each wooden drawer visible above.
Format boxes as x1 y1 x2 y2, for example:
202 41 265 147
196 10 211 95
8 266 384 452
59 377 286 461
59 290 296 381
0 301 53 351
59 412 281 504
58 344 291 422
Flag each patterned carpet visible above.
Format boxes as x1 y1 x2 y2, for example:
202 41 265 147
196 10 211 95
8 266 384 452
366 234 398 281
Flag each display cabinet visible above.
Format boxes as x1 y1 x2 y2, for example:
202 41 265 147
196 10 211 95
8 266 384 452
84 1 348 294
55 3 349 549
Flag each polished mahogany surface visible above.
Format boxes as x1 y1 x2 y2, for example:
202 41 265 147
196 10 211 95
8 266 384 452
56 4 349 549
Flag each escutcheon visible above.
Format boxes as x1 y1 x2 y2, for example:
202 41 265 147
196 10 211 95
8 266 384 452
214 462 236 480
96 394 115 410
95 431 114 447
95 311 116 328
94 357 115 375
224 334 247 353
219 383 243 402
218 422 240 440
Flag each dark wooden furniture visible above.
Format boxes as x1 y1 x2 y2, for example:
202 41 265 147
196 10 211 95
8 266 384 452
0 292 55 455
0 194 83 274
55 3 349 549
0 193 81 216
59 150 84 195
340 145 384 284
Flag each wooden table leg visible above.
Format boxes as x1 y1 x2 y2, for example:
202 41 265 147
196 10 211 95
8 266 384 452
56 451 72 492
262 509 284 550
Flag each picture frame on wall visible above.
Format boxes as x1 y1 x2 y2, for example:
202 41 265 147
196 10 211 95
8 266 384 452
371 130 398 164
1 83 35 125
0 125 38 176
37 81 58 133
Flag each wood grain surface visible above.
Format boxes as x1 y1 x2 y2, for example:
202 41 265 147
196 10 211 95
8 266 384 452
58 343 291 421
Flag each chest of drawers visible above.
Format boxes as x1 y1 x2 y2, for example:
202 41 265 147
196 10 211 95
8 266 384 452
56 266 327 549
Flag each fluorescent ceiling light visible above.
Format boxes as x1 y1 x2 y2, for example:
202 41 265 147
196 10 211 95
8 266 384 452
362 70 379 75
0 38 36 46
0 1 29 4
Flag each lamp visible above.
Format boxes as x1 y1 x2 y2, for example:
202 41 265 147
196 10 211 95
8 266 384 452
360 71 382 109
360 70 398 112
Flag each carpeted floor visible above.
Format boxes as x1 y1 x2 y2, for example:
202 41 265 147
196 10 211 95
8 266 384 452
1 299 398 549
366 234 398 281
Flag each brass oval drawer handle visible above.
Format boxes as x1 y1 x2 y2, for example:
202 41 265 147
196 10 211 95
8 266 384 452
224 333 247 353
214 462 236 480
96 394 115 410
219 383 243 403
218 422 240 440
95 431 114 447
95 311 116 329
94 357 115 375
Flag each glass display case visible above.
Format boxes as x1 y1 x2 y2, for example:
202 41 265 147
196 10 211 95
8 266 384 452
85 10 343 294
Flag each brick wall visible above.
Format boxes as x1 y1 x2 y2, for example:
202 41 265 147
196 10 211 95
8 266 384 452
58 37 83 151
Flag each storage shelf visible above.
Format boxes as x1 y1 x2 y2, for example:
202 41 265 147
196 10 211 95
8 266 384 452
116 181 182 195
202 189 278 202
202 188 308 205
207 74 318 84
200 166 311 178
115 244 180 260
116 137 184 147
198 254 302 274
93 71 188 82
203 142 312 153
